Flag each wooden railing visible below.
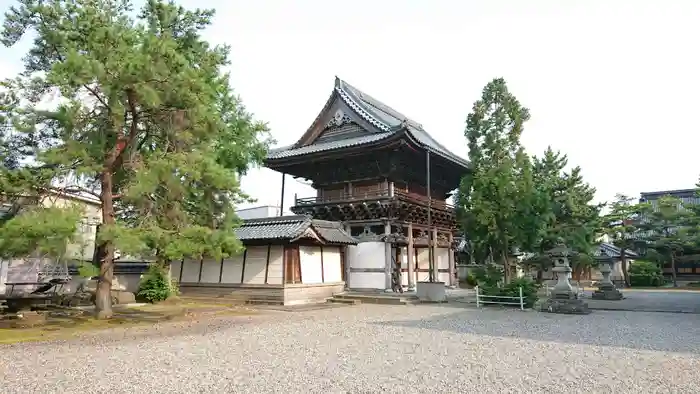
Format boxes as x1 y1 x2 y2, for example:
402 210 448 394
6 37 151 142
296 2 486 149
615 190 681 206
294 188 454 210
295 189 391 205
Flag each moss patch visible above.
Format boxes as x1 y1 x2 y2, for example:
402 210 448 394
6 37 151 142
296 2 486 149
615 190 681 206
0 303 255 344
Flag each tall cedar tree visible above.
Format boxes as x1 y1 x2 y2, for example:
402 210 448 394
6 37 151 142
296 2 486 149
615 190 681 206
525 147 602 281
638 196 688 288
602 194 645 287
457 78 535 283
1 0 271 318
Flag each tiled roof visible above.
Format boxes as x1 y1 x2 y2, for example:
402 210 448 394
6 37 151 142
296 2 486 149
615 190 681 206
234 215 357 245
267 132 394 159
310 220 357 245
267 77 469 169
594 243 638 259
339 79 468 168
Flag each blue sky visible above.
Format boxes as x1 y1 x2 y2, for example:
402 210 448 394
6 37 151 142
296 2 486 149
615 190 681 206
2 0 699 209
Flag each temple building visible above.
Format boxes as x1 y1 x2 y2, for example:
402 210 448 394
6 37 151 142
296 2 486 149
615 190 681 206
265 77 469 292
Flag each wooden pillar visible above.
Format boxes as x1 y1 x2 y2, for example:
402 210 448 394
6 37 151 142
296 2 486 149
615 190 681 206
407 223 415 291
344 224 351 290
448 232 456 288
432 228 439 282
384 221 392 292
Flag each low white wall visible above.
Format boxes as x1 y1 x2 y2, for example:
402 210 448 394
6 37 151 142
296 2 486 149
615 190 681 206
322 247 343 283
173 245 284 286
416 248 430 282
300 246 323 284
346 242 385 290
436 247 450 284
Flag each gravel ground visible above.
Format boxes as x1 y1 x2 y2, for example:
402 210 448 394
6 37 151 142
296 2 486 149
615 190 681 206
2 304 700 394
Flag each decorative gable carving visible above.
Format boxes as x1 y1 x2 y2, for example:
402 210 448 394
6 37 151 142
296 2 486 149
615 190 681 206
324 109 353 129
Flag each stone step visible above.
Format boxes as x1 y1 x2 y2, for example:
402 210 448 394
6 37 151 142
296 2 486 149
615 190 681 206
332 293 419 305
327 298 361 305
179 296 283 306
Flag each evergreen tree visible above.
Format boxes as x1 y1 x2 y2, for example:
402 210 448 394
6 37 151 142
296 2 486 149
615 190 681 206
1 0 270 318
457 78 537 283
602 194 645 287
523 147 601 281
639 196 688 287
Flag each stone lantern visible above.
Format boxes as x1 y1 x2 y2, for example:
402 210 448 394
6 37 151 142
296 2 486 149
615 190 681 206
592 255 624 300
538 242 591 314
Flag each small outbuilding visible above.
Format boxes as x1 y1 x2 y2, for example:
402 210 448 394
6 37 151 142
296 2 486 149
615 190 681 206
174 215 357 305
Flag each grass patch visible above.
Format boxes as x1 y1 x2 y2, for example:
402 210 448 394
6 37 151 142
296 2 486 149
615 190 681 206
0 302 256 345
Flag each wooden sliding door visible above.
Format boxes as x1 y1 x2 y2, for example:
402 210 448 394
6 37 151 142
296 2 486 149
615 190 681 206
284 245 301 284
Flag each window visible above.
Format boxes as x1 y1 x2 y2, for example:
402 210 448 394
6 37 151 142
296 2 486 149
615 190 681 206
284 245 301 284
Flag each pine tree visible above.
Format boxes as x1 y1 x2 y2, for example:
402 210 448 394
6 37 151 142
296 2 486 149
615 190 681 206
639 196 688 287
603 194 645 287
523 147 601 281
1 0 270 318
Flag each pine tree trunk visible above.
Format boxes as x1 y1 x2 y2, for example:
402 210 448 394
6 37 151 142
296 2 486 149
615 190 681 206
670 253 678 288
95 171 116 319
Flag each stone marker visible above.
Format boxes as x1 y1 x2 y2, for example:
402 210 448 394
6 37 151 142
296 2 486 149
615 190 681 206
592 256 624 300
538 242 591 315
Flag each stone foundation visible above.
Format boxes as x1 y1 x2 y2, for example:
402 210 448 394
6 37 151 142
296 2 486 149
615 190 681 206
539 297 591 315
592 287 624 300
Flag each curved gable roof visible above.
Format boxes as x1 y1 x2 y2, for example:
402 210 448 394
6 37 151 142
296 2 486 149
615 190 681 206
266 77 469 169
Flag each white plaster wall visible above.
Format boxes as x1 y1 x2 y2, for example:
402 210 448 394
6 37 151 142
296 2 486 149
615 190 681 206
243 246 267 284
300 246 323 284
349 272 385 289
266 245 284 285
220 254 244 284
436 248 450 284
200 258 222 284
416 248 430 282
322 246 342 283
181 259 201 282
0 259 8 294
346 242 386 289
394 247 410 287
347 242 385 269
170 260 182 282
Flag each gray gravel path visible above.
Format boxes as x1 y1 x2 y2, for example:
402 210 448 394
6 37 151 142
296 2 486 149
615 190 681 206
2 304 700 393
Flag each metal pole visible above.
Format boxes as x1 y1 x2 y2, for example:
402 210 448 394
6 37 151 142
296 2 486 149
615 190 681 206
426 148 433 282
519 286 524 310
475 285 480 308
279 173 286 216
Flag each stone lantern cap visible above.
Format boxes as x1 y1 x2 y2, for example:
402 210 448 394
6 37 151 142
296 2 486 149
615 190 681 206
545 242 572 258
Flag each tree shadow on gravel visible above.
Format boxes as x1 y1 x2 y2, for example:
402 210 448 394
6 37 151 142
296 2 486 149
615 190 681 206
372 307 700 354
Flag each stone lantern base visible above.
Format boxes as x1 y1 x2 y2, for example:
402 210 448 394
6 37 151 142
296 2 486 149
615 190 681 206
538 293 591 315
592 283 624 300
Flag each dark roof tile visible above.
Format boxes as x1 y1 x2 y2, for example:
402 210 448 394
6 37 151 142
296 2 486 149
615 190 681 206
267 132 393 159
234 215 357 245
267 77 469 169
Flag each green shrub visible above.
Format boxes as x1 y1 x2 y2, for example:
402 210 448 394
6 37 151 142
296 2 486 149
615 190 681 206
629 260 664 287
472 265 503 288
465 273 478 287
472 265 540 308
77 261 100 278
137 264 179 303
478 277 541 308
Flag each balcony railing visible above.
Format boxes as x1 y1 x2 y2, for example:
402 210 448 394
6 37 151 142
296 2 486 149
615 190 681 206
294 188 454 210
